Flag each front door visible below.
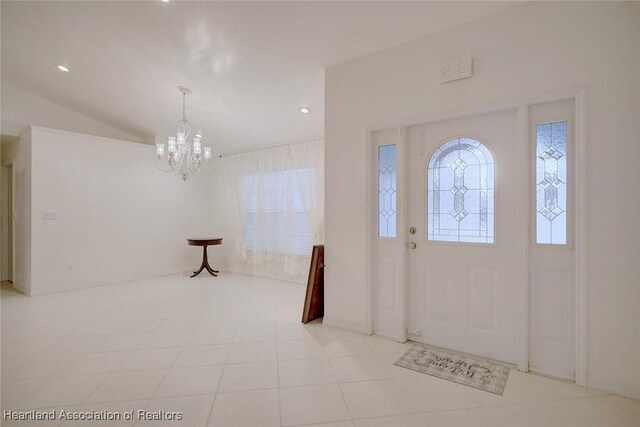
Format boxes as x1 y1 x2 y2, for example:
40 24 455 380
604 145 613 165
407 109 521 363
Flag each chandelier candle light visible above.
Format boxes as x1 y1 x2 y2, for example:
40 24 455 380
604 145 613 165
155 86 212 180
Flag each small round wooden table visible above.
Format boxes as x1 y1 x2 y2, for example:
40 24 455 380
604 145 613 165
188 238 222 278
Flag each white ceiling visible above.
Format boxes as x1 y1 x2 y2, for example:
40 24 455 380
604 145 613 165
1 1 521 153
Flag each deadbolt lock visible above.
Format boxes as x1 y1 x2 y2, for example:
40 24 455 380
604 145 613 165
409 227 417 235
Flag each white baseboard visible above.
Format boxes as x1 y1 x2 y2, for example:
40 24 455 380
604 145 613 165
226 267 305 285
25 267 195 296
11 282 31 296
372 331 406 343
322 316 369 335
588 379 640 400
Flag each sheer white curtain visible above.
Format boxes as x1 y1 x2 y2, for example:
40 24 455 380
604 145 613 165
290 140 324 244
222 140 324 282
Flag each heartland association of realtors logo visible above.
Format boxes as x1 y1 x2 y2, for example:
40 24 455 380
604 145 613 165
3 409 183 422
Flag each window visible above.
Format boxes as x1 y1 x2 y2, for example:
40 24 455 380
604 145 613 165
536 121 568 245
378 144 397 237
427 138 494 243
242 169 314 256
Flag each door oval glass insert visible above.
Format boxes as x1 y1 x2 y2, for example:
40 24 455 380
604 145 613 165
427 138 494 243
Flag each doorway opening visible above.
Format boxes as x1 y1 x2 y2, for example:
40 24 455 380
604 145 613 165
2 134 19 285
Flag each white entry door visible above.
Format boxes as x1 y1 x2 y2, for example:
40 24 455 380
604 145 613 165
407 109 521 364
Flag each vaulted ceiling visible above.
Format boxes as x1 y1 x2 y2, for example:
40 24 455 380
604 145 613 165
1 1 521 153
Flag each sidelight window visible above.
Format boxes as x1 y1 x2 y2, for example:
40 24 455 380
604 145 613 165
535 121 568 245
378 144 397 237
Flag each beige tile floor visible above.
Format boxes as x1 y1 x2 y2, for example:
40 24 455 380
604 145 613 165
1 274 638 427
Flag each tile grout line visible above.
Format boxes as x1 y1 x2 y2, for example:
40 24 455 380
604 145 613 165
8 351 84 410
275 314 284 427
17 373 597 417
72 307 185 423
59 344 134 418
131 308 205 426
324 327 356 425
77 307 182 407
205 312 239 426
365 339 422 417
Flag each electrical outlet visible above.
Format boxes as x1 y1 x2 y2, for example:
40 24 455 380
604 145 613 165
66 265 73 273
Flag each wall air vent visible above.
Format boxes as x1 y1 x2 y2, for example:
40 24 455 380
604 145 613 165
440 56 473 83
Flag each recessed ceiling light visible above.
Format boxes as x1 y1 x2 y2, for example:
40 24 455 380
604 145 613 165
195 132 203 138
161 0 170 3
56 64 70 73
298 107 311 114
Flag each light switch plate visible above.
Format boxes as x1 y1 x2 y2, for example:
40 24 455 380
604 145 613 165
42 211 57 220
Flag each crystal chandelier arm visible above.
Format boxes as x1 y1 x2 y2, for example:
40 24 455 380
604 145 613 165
187 143 201 173
169 155 180 171
155 159 176 173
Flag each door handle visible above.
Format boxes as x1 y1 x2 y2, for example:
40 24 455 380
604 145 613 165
408 242 417 249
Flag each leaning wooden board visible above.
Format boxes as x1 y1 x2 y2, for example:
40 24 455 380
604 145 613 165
302 245 324 324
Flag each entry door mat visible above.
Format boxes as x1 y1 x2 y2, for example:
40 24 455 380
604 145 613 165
394 344 510 395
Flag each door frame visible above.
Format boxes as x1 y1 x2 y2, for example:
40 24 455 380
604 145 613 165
365 87 587 386
8 164 13 282
1 162 14 283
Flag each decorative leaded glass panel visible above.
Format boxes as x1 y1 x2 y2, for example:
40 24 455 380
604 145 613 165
536 121 567 245
427 138 494 243
378 144 397 237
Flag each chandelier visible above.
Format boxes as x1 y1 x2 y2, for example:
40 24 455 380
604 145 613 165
155 86 212 180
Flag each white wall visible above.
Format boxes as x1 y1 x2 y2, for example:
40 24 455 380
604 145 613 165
325 2 640 398
11 132 31 293
22 126 214 295
1 83 141 142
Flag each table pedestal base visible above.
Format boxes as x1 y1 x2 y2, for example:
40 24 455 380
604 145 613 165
191 246 219 278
